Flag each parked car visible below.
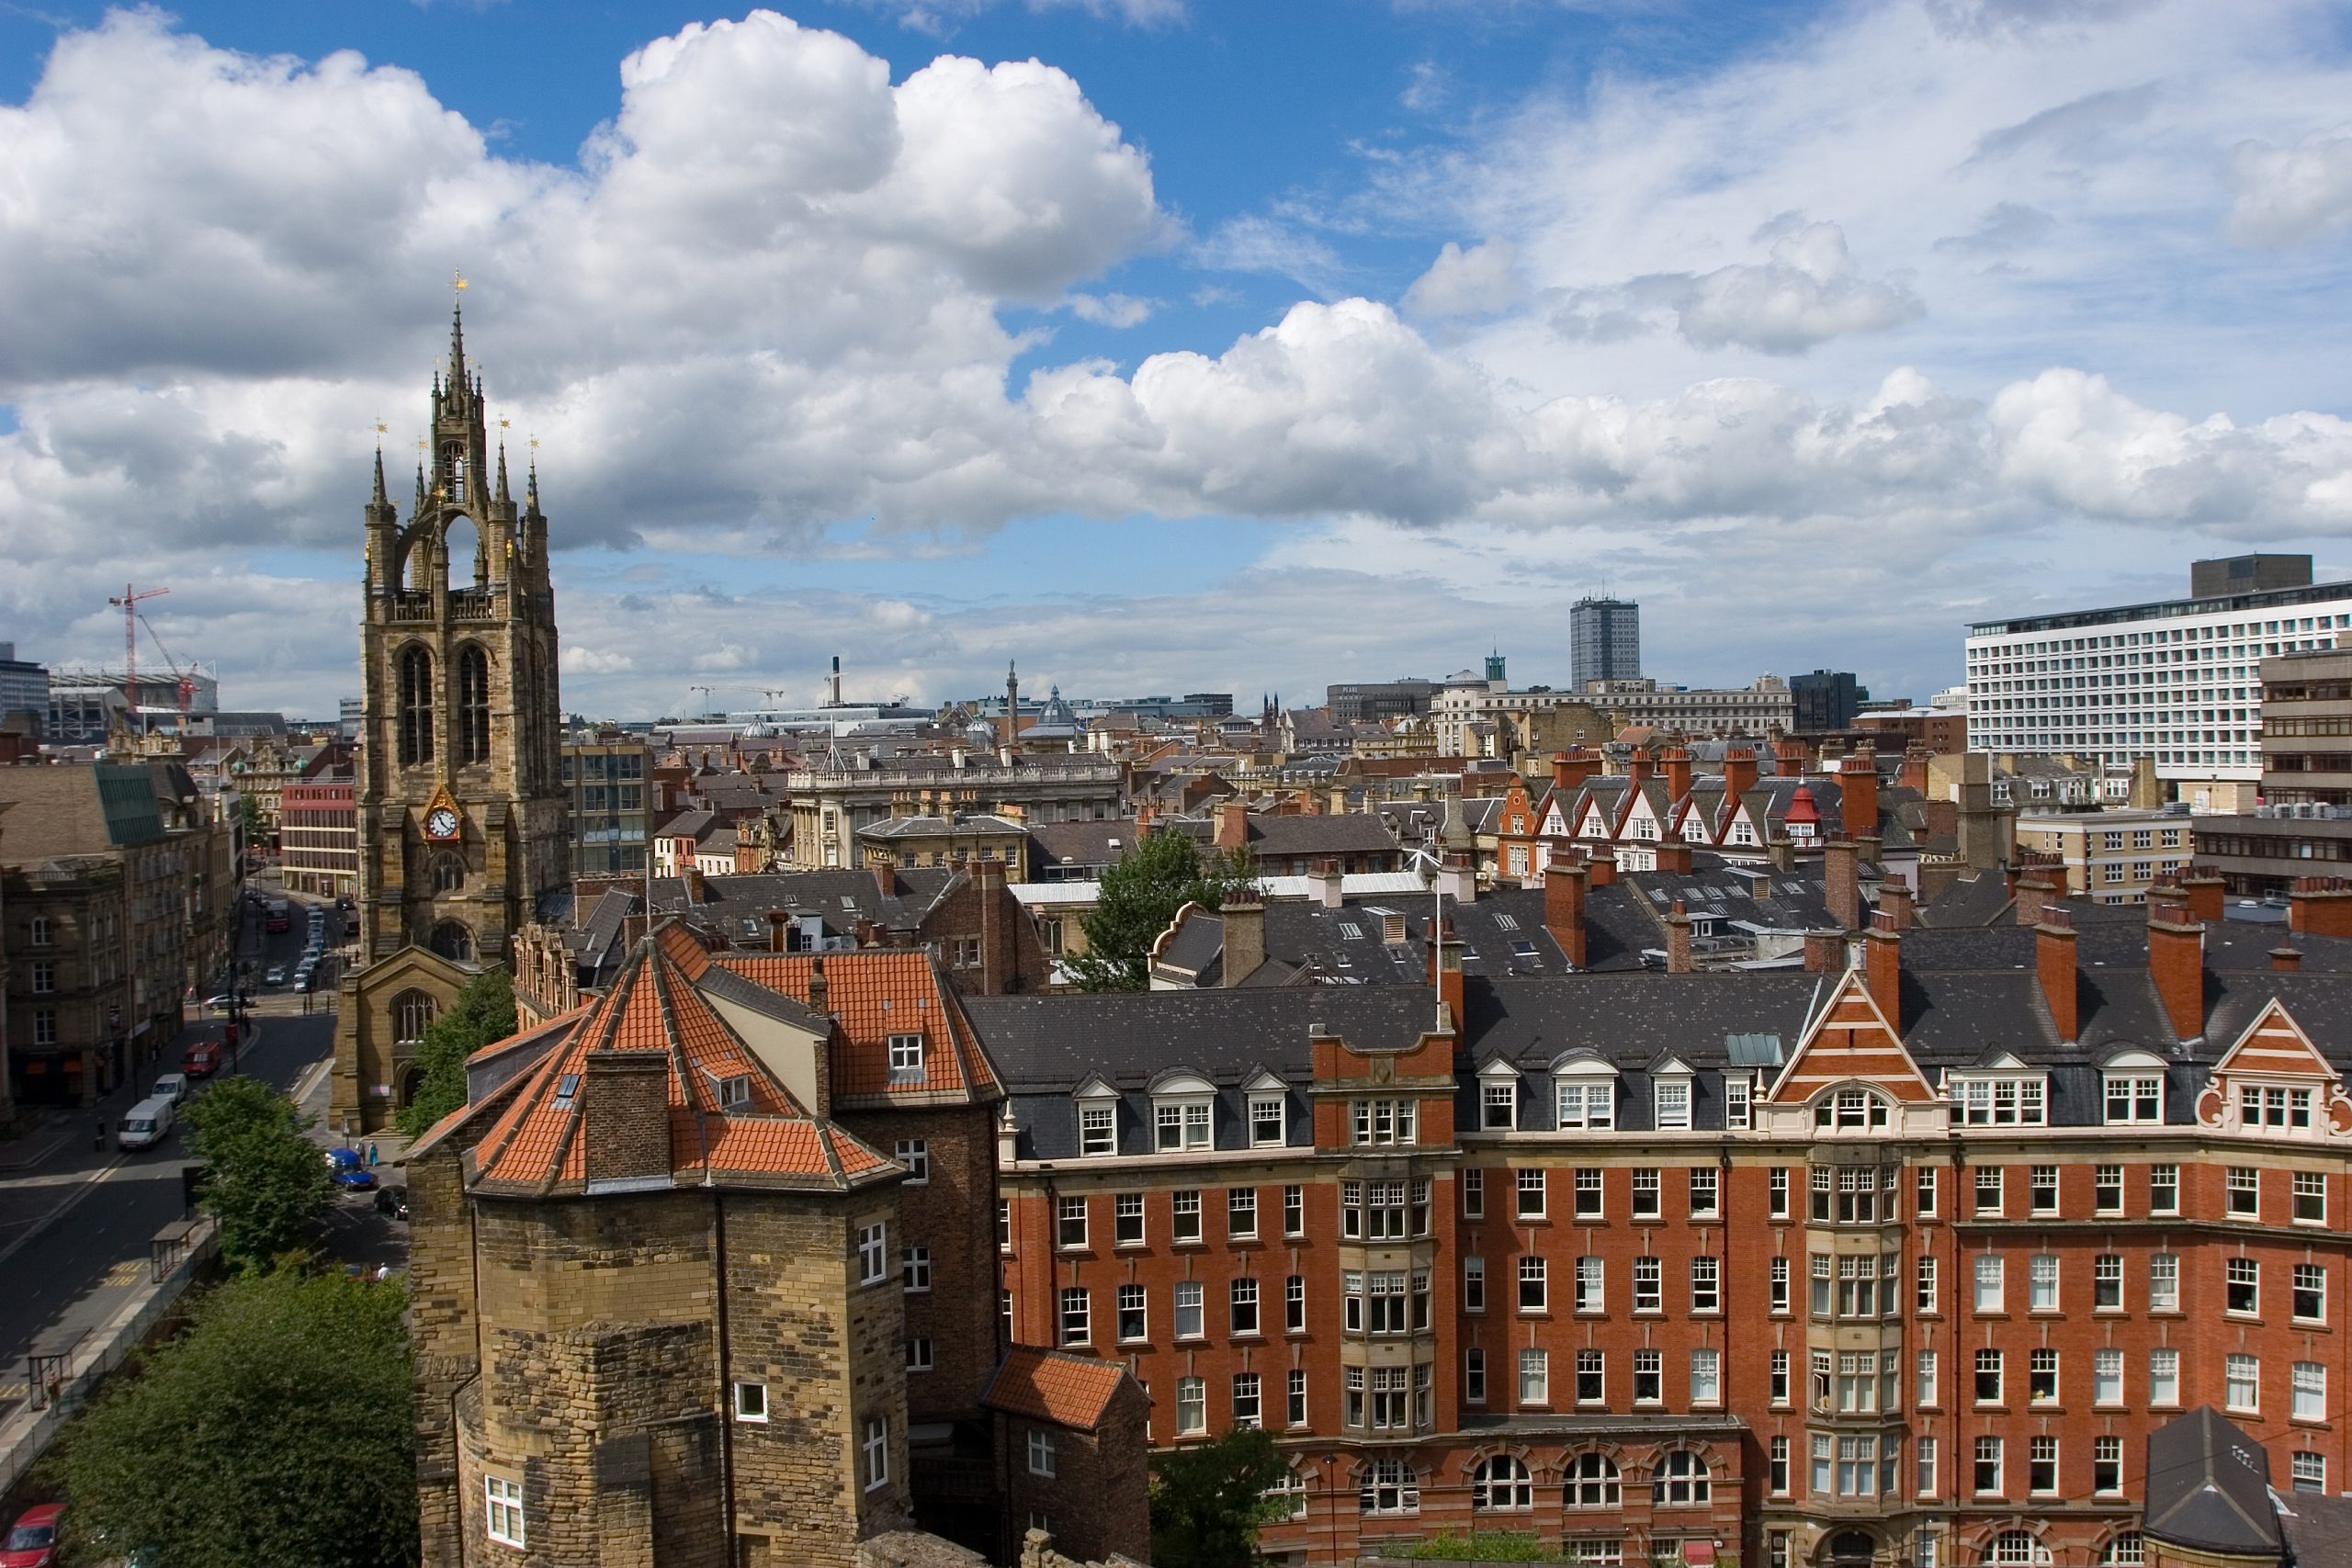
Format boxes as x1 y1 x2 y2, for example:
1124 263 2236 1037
200 994 235 1014
180 1041 222 1078
325 1147 378 1191
1 1504 62 1568
152 1071 189 1105
375 1185 410 1221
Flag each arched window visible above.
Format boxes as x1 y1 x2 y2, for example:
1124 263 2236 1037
458 645 491 764
394 990 437 1045
1565 1452 1620 1507
398 647 435 767
1815 1086 1891 1129
1988 1533 2050 1566
432 853 465 894
1470 1455 1532 1511
1651 1450 1711 1506
2100 1537 2143 1567
432 920 475 964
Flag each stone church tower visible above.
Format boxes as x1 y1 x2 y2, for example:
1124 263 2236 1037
333 299 570 1133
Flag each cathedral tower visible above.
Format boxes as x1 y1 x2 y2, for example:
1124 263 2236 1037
334 295 570 1133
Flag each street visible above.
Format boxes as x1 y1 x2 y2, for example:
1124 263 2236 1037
0 883 403 1421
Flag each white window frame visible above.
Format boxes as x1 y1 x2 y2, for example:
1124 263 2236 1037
1250 1091 1287 1146
1028 1427 1057 1477
856 1222 888 1286
887 1032 924 1082
864 1416 889 1492
733 1380 769 1423
1554 1065 1616 1129
485 1474 526 1548
895 1138 929 1184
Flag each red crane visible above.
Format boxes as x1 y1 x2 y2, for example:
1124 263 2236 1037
107 583 168 735
138 612 198 728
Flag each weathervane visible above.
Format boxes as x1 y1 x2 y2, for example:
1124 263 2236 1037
453 267 468 296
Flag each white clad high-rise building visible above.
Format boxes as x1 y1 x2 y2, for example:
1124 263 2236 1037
1964 555 2352 792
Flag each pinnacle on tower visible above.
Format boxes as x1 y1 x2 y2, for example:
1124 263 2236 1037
496 443 512 506
448 296 468 389
372 444 389 507
525 456 540 513
413 462 427 516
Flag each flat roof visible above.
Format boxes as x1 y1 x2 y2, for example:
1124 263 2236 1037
1966 579 2352 637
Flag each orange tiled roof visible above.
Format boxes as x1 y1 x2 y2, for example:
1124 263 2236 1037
982 1346 1135 1431
465 919 895 1193
716 950 1001 1100
465 1003 590 1066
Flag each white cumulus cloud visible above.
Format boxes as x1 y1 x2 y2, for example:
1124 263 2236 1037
2227 129 2352 246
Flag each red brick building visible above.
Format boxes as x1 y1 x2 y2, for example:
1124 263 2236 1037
971 875 2352 1568
280 775 356 897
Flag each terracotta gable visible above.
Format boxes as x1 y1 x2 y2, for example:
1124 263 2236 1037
2211 998 2337 1083
1767 970 1935 1105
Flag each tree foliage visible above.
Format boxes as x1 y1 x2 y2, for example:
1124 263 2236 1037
183 1076 329 1273
1069 829 1258 991
51 1269 419 1568
1148 1426 1291 1568
395 966 516 1138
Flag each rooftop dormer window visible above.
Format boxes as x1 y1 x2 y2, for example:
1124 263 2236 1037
888 1032 924 1084
1950 1069 2046 1126
1152 1073 1216 1152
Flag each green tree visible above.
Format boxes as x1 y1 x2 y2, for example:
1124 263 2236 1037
50 1269 419 1568
1069 829 1259 991
394 967 516 1138
184 1076 329 1273
1148 1426 1291 1568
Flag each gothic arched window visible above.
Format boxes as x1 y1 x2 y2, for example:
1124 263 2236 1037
432 853 465 894
458 645 491 765
394 990 437 1044
398 647 435 767
431 920 475 964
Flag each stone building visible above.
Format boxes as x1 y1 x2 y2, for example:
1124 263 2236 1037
0 761 234 1104
413 921 1138 1564
334 300 571 1132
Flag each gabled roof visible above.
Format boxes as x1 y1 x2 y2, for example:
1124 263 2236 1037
2209 996 2338 1083
716 949 1001 1100
983 1345 1142 1430
2143 1407 2280 1556
465 921 895 1194
1767 970 1936 1105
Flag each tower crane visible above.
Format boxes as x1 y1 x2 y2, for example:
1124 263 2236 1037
689 684 713 719
106 584 168 735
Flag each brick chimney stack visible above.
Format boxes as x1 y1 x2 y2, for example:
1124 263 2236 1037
1825 840 1860 931
1427 916 1465 1022
1665 900 1693 975
1220 889 1265 987
1876 881 1915 931
582 1049 673 1185
1864 908 1902 1023
766 908 790 953
1838 751 1878 841
1768 837 1796 872
1544 860 1589 970
2145 894 2204 1041
1553 747 1601 792
2036 905 2079 1043
2012 864 2057 930
1804 929 1847 974
2290 876 2352 939
1216 799 1250 852
2181 870 2226 923
683 863 707 904
1661 747 1692 801
1628 747 1654 785
1587 849 1618 887
1899 744 1933 794
1774 738 1808 778
1308 859 1344 909
1656 835 1693 874
1723 747 1759 800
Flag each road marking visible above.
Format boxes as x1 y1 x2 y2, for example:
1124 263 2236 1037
100 1260 145 1289
291 1056 333 1104
0 1383 24 1402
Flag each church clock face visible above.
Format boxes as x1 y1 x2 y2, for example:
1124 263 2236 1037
424 807 460 840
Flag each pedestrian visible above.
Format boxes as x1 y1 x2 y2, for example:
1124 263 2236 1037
93 1116 107 1153
368 1141 379 1168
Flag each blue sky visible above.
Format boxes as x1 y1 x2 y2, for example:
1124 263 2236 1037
3 0 2350 719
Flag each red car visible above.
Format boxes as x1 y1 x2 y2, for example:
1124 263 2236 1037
0 1504 61 1567
182 1040 223 1078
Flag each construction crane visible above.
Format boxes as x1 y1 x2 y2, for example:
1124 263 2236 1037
688 684 713 719
106 583 168 735
138 612 199 729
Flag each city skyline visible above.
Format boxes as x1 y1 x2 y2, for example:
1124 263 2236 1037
3 2 2350 717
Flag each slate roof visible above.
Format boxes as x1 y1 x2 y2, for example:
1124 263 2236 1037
2143 1408 2279 1556
983 1346 1138 1430
2278 1492 2352 1568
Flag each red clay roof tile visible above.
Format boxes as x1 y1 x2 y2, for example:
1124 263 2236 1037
982 1346 1134 1430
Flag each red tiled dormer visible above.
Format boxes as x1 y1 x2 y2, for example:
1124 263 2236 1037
716 948 1003 1103
982 1345 1137 1432
463 920 897 1195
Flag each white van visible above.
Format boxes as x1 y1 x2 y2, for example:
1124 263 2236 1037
118 1095 175 1151
152 1072 189 1106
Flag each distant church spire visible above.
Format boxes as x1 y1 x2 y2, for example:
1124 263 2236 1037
372 444 388 507
495 442 512 507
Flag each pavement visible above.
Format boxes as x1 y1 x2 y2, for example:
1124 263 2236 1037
0 876 409 1422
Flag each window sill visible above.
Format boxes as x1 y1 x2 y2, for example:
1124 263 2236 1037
2293 1317 2328 1329
1114 1240 1148 1251
2291 1417 2332 1431
1514 1214 1549 1225
1230 1332 1264 1344
1631 1213 1663 1225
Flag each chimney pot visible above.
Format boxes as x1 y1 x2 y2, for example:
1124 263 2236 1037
2035 905 2080 1042
2273 946 2303 972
